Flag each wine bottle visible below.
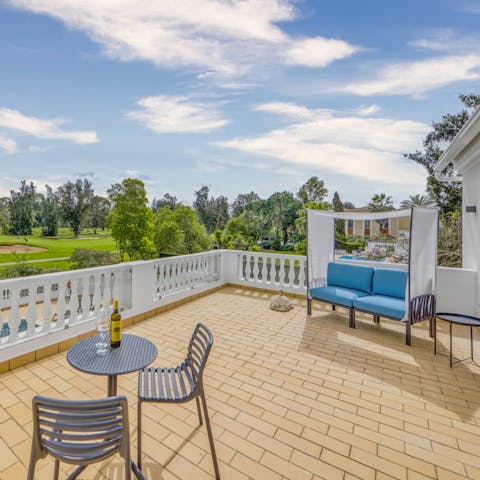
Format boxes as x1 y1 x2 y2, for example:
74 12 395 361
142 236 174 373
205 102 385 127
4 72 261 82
110 299 121 348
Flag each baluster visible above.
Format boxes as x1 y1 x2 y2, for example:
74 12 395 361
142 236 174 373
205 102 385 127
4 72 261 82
252 254 259 284
112 270 121 305
103 273 113 312
283 257 290 287
156 264 164 299
26 284 38 335
192 257 200 288
277 257 285 286
69 278 79 325
92 273 102 317
261 256 268 285
246 254 254 281
8 286 21 342
206 254 213 282
55 280 66 330
80 277 90 320
42 281 53 329
301 258 307 290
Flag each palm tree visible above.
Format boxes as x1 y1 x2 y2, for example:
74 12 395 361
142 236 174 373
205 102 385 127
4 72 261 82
368 193 394 212
400 193 435 208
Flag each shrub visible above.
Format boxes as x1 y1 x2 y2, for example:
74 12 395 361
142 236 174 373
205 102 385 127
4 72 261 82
70 249 119 269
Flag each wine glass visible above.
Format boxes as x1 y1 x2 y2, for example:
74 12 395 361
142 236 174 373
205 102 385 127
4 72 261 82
95 314 110 356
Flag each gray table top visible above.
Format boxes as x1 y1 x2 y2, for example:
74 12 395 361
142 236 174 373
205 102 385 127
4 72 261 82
436 312 480 327
67 333 158 376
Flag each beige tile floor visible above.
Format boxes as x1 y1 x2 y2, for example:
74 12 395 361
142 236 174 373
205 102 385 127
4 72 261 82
1 286 480 479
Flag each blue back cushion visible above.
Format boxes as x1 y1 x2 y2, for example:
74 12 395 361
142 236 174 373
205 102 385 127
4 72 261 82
372 269 407 299
327 262 374 294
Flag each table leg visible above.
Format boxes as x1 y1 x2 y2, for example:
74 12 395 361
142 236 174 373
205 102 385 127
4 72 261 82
471 326 474 361
434 317 437 355
108 375 117 396
450 322 453 368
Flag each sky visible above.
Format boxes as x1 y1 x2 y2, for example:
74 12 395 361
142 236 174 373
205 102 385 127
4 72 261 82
0 0 479 207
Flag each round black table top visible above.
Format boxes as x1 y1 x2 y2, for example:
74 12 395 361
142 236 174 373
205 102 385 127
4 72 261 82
67 333 157 376
436 312 480 327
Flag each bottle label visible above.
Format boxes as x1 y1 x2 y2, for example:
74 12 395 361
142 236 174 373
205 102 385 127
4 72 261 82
111 323 121 343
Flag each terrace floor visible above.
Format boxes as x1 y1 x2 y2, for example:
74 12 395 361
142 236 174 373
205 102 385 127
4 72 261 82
1 286 480 479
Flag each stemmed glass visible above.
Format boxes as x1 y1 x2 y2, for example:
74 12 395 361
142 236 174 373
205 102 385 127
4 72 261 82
95 314 110 356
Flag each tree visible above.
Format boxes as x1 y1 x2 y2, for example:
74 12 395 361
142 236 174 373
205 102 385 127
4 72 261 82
368 193 394 212
193 186 230 233
57 179 94 236
10 180 36 235
400 193 435 208
153 205 210 255
231 192 260 217
40 185 59 236
194 186 210 226
368 193 394 238
152 193 178 212
404 93 480 214
297 176 328 204
438 211 462 267
332 191 345 235
332 192 344 212
343 201 355 209
0 197 10 234
109 178 155 260
268 191 302 244
89 196 110 233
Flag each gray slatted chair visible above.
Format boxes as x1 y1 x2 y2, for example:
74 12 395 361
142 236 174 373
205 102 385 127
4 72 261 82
27 395 132 480
137 322 220 479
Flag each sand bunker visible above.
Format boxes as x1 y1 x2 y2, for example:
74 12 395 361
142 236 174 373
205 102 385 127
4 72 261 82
0 244 47 253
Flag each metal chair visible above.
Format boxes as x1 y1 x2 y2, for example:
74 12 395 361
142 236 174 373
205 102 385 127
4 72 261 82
27 395 132 480
137 322 220 479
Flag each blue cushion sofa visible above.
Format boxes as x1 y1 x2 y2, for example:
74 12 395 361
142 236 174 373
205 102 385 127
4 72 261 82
307 262 435 345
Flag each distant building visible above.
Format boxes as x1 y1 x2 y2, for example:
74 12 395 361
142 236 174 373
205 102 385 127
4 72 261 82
343 207 410 239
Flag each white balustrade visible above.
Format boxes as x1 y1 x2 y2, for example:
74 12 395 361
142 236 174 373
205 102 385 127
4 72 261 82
0 248 475 363
232 251 307 294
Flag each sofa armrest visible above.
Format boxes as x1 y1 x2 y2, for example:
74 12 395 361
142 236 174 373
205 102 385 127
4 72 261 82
408 294 436 324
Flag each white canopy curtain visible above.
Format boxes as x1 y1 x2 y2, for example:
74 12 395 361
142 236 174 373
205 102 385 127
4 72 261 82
306 207 439 320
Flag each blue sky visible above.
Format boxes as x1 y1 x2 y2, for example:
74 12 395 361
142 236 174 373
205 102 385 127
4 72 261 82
0 0 479 207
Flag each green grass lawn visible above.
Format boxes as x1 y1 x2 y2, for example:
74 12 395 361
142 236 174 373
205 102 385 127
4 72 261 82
0 231 116 264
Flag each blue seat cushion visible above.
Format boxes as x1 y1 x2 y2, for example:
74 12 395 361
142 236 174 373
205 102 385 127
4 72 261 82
327 262 374 294
310 286 370 308
372 269 407 299
353 295 406 320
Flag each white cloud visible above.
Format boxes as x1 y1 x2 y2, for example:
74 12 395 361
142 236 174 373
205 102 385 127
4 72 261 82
0 136 17 154
215 102 429 186
342 55 480 96
8 0 358 78
254 102 316 119
0 108 98 144
357 104 381 116
284 37 359 67
126 95 229 133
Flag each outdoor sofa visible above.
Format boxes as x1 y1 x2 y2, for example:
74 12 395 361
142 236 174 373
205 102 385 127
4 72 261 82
307 262 435 345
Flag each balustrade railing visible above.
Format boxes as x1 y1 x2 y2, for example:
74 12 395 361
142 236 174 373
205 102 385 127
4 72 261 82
234 251 307 294
153 251 222 300
0 264 132 360
0 248 473 363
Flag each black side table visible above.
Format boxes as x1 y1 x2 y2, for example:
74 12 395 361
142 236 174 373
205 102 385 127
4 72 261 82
67 333 157 396
435 312 480 367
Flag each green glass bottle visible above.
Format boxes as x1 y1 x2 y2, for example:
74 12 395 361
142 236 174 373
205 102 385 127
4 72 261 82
110 299 121 348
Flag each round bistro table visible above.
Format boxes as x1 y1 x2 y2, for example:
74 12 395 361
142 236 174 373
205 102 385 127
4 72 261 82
67 333 157 396
435 312 480 368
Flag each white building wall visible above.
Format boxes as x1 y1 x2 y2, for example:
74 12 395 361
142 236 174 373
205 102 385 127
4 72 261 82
462 162 480 270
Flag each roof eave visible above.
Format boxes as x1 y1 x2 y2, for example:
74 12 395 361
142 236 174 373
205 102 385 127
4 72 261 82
434 106 480 173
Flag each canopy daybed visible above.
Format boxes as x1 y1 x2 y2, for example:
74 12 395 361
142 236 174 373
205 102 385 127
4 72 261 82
306 207 439 345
